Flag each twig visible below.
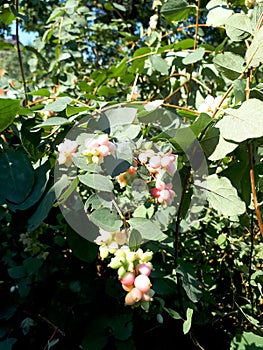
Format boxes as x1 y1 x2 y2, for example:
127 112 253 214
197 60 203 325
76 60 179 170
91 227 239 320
162 103 199 115
248 143 263 238
112 199 128 230
174 166 191 264
15 0 28 105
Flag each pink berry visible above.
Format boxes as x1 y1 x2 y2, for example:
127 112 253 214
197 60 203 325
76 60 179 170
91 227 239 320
85 138 99 149
120 271 135 286
130 287 142 302
122 284 134 292
98 134 109 146
151 188 160 198
98 144 109 156
137 263 151 276
125 291 136 305
149 155 161 169
134 274 151 293
160 155 170 168
159 189 170 201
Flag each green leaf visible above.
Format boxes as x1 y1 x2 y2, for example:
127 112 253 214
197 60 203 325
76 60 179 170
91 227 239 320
127 217 167 241
0 8 15 25
182 47 205 65
176 263 203 303
28 89 51 97
35 117 71 128
149 55 169 74
206 1 233 26
0 98 20 132
205 174 246 217
8 266 26 279
213 52 244 81
230 331 263 350
44 97 72 112
183 308 193 334
89 207 122 231
245 27 263 69
85 191 113 211
128 229 142 249
113 2 126 11
216 99 263 143
164 307 182 320
225 14 252 42
56 176 79 206
133 47 152 58
202 127 239 161
217 233 228 249
7 161 50 211
103 107 138 131
160 0 196 23
190 113 213 137
23 257 43 275
66 105 91 117
28 174 69 231
79 173 113 192
174 39 194 50
0 338 17 350
0 148 35 204
110 314 133 341
0 305 16 320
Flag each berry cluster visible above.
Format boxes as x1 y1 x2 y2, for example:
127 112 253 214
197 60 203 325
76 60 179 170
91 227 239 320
94 228 155 310
138 149 176 176
94 228 129 260
57 139 78 166
138 148 176 206
108 247 155 311
82 134 116 164
151 179 175 206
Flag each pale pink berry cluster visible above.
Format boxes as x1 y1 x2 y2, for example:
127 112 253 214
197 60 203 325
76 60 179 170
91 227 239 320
94 229 155 311
94 228 129 260
57 139 78 166
151 179 175 206
108 247 155 311
138 149 176 176
82 134 116 164
138 148 176 206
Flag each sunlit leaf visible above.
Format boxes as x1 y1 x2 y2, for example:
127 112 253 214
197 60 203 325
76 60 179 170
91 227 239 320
205 174 246 217
0 98 20 132
216 98 263 142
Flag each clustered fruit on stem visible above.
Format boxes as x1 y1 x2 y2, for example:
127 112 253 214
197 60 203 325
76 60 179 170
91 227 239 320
95 227 155 311
138 147 176 206
109 246 155 311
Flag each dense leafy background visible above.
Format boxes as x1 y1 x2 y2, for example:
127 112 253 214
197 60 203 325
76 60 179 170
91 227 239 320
0 0 263 349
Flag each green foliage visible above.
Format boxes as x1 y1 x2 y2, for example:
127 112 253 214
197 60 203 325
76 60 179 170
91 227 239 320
1 0 263 349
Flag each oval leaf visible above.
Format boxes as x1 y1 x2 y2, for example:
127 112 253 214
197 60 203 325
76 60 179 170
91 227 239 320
79 173 113 192
0 98 20 132
216 98 263 143
206 174 246 217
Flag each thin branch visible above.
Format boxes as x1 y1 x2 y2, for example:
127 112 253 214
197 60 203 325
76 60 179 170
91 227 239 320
112 199 129 231
248 143 263 238
194 0 200 51
162 103 199 115
15 0 28 105
174 166 191 264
